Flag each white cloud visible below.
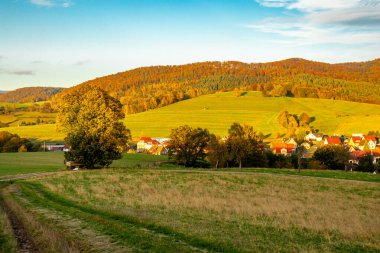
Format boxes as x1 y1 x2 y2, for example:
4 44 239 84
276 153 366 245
256 0 294 8
30 0 73 8
250 0 380 46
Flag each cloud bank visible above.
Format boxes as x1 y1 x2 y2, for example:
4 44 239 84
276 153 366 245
250 0 380 46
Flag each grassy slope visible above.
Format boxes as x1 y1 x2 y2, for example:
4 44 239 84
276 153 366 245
12 169 380 252
124 91 380 137
6 91 380 140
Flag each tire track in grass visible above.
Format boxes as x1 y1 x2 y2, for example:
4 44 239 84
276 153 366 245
20 182 241 253
0 184 39 253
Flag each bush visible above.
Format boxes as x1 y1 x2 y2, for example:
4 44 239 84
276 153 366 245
357 154 376 172
313 145 349 170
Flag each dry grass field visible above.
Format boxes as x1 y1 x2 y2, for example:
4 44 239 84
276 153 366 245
5 169 377 252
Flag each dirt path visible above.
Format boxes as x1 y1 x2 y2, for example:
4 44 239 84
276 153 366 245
0 195 39 253
0 172 64 253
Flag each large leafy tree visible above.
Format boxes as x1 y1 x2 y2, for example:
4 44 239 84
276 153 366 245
168 125 211 167
56 86 130 168
226 123 267 168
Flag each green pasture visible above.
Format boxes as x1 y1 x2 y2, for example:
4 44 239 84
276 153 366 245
3 91 380 140
14 169 379 252
0 152 378 182
0 152 168 178
0 152 64 177
125 91 380 138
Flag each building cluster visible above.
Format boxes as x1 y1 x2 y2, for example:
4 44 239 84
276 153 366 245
270 133 380 164
44 143 69 152
136 137 170 155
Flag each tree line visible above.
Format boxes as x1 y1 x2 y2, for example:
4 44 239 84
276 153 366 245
55 58 380 115
0 131 41 152
168 123 380 173
0 87 65 103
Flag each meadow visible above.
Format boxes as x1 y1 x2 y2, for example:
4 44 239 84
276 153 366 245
0 152 168 178
1 151 378 182
0 152 65 178
3 91 380 141
0 169 377 252
124 91 380 137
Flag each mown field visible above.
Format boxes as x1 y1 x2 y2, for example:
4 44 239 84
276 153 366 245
0 169 378 252
0 152 65 178
1 151 379 182
4 91 380 140
0 152 168 178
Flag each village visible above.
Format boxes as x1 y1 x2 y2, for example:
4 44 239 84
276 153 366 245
45 132 380 167
270 132 380 166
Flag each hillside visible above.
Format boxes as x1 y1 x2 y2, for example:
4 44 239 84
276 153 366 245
0 87 65 103
56 58 380 114
6 91 380 140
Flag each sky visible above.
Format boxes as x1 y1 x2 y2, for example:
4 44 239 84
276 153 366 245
0 0 379 90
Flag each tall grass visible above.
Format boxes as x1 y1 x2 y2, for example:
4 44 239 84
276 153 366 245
29 169 380 252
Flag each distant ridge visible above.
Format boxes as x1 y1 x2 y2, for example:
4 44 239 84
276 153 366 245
0 87 65 103
54 58 380 114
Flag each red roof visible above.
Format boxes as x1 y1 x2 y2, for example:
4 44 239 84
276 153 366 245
351 136 362 143
151 140 160 145
351 150 366 159
272 143 296 154
325 137 341 145
140 136 152 142
363 135 376 142
351 149 380 158
272 143 295 149
274 147 295 154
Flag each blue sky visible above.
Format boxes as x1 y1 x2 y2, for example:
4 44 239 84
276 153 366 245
0 0 379 90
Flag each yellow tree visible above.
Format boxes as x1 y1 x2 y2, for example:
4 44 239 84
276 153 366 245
56 86 131 168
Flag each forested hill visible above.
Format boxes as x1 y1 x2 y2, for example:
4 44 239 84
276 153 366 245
0 87 65 103
58 58 380 114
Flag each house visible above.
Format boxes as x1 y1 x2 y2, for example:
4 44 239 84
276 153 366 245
149 145 168 156
152 137 171 144
323 136 341 145
350 149 380 165
348 136 363 147
363 135 377 150
137 137 160 152
304 133 317 142
271 143 296 156
45 143 68 152
349 150 366 165
284 138 298 146
315 133 324 142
